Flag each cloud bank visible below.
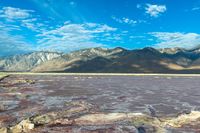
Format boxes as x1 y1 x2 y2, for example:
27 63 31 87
150 32 200 49
0 6 120 55
37 22 117 52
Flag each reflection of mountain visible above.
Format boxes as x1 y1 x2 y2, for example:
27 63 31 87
2 47 200 73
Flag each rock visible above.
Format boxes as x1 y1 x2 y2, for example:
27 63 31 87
32 113 57 125
10 119 34 133
137 126 146 133
146 105 157 117
164 111 200 128
29 101 93 127
74 113 143 125
0 127 7 133
131 114 165 133
177 109 191 116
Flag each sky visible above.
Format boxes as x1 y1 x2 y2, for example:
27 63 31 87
1 0 200 56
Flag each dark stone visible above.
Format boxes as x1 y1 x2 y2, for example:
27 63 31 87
137 126 146 133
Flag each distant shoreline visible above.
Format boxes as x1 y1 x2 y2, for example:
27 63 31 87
1 72 200 77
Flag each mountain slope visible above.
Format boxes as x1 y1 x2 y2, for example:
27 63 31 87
32 47 127 72
0 52 63 71
66 47 175 73
62 47 200 73
1 47 200 73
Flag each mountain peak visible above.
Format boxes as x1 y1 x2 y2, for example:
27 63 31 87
113 47 126 50
139 47 159 53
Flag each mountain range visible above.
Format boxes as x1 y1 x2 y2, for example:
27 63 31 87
1 47 200 73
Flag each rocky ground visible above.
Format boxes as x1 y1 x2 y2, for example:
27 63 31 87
0 74 200 132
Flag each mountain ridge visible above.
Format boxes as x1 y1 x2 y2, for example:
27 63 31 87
1 47 200 73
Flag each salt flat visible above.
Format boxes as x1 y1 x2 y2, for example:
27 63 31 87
1 74 200 132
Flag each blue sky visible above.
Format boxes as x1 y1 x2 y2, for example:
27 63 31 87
0 0 200 56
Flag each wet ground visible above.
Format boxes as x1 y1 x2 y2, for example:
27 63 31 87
1 74 200 132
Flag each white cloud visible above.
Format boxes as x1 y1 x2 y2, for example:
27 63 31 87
0 6 120 55
21 18 47 32
150 32 200 49
145 4 166 17
37 22 118 52
0 7 47 32
112 16 144 26
192 7 200 11
0 23 33 56
0 7 33 20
